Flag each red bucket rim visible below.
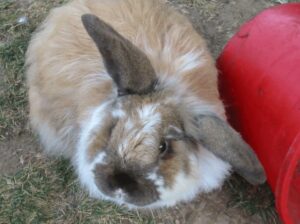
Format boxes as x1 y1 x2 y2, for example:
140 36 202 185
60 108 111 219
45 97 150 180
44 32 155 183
275 132 300 224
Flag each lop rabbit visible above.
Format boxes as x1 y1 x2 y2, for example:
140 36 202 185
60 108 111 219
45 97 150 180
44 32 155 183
26 0 265 208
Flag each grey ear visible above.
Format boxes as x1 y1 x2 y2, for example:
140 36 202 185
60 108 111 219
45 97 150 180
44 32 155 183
191 114 266 185
81 14 157 96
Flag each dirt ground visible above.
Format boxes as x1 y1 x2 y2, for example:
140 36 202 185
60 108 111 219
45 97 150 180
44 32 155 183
0 0 282 223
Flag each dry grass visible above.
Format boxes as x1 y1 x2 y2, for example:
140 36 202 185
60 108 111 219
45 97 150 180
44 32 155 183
0 158 154 224
225 175 280 224
0 0 69 140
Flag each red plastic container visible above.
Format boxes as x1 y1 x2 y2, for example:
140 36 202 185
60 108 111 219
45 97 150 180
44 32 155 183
217 3 300 224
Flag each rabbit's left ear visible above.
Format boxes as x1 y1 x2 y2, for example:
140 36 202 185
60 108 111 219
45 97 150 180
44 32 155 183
81 14 157 96
188 114 266 185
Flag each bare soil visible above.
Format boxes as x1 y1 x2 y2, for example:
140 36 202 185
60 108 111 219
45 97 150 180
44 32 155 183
152 190 266 223
0 0 280 223
170 0 275 57
0 134 39 175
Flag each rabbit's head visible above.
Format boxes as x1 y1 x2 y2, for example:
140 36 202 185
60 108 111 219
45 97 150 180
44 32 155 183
76 14 266 208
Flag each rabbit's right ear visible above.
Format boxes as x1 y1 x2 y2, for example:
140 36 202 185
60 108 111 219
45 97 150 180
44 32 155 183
187 114 266 185
81 14 157 96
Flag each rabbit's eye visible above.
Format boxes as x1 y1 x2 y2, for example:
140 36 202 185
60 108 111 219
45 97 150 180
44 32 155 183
159 140 168 154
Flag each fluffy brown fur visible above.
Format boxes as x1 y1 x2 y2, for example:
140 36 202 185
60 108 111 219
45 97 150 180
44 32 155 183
26 0 222 158
26 0 265 208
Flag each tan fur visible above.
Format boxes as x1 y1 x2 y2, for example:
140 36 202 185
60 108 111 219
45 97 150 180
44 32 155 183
159 141 191 187
26 0 222 157
26 0 267 207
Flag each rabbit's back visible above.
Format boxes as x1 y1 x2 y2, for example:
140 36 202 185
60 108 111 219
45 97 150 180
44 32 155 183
26 0 222 157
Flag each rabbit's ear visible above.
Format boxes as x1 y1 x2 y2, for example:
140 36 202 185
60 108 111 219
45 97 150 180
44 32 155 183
188 114 266 185
81 14 157 96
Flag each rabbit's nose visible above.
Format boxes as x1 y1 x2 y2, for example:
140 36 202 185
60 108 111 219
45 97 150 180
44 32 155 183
108 172 138 195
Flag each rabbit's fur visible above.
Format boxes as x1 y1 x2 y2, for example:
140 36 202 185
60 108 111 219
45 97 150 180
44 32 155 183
26 0 265 208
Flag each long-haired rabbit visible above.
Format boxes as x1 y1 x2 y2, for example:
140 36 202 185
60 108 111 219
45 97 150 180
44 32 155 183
26 0 265 208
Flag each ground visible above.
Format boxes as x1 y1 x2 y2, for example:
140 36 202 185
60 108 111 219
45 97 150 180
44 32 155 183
1 0 295 223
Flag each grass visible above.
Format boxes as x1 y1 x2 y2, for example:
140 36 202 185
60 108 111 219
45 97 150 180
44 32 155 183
0 159 153 224
0 0 69 140
0 1 27 140
225 175 280 224
0 0 280 223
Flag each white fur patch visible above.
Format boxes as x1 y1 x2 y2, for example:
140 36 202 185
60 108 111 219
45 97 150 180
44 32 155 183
91 152 107 167
137 104 161 133
196 148 232 192
137 104 158 120
77 151 108 199
75 102 113 200
124 119 134 131
112 109 126 118
144 146 231 208
114 189 127 201
175 50 204 73
112 101 126 118
147 169 164 187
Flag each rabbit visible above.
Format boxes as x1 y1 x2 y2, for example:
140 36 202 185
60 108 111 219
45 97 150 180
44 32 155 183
26 0 266 208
